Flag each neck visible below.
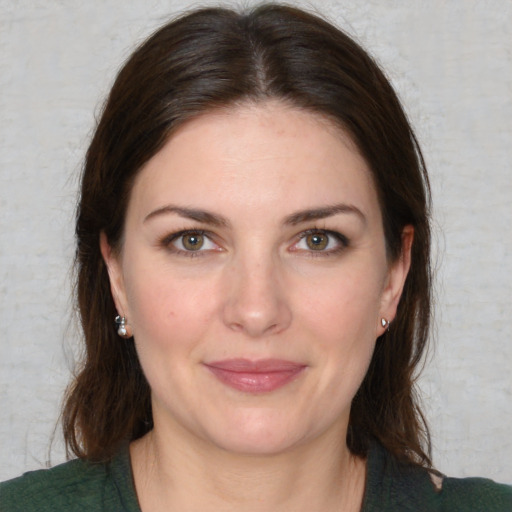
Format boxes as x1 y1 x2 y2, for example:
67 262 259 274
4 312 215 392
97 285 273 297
130 423 366 512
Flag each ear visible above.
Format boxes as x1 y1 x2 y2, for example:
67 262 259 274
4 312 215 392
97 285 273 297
99 231 129 318
378 225 414 335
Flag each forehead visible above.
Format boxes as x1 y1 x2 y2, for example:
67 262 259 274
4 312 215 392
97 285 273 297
128 101 380 224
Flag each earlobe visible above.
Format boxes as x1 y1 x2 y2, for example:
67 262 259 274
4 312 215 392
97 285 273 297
99 232 128 317
379 226 414 330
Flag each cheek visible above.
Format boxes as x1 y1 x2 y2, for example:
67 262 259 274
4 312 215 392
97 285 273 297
123 263 218 349
296 262 383 383
123 270 219 396
299 263 383 335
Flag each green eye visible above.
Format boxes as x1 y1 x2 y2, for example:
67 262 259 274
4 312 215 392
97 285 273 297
182 233 204 251
305 232 329 250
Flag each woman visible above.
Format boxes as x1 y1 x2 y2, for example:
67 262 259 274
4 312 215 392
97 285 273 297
1 4 510 511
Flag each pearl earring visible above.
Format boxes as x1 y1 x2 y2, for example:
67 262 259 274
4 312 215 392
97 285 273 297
115 315 129 338
380 318 390 330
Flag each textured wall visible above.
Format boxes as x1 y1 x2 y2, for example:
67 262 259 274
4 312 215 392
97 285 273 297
1 0 511 482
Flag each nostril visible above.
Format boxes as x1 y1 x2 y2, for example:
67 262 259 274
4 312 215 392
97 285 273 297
229 322 244 333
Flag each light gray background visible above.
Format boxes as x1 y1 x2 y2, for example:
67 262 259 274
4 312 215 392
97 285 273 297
1 0 511 482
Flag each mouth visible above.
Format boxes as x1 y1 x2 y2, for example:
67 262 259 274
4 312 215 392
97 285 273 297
204 358 307 393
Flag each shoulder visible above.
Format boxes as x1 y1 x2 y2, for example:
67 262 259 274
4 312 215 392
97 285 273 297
364 441 512 512
0 458 110 512
439 475 512 511
0 450 139 512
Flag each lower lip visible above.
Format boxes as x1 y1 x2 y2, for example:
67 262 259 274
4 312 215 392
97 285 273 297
205 363 306 393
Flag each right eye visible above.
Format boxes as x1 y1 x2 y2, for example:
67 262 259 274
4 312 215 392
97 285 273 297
165 230 220 255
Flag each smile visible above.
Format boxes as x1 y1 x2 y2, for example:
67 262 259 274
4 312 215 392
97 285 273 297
204 359 307 393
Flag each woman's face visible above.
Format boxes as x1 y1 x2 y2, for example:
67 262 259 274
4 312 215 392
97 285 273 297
102 101 411 455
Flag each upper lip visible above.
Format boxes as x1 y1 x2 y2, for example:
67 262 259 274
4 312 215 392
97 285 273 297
204 358 306 372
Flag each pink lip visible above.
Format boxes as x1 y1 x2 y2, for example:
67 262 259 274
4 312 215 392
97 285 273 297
204 359 306 393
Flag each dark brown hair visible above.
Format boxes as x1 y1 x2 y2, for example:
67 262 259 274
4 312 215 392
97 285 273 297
64 3 432 466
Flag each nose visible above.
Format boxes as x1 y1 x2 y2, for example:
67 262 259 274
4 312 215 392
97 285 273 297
221 254 292 338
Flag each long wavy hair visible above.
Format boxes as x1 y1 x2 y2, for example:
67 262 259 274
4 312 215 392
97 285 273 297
64 3 432 466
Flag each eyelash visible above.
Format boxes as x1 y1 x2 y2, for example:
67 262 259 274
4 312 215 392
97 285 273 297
160 227 349 258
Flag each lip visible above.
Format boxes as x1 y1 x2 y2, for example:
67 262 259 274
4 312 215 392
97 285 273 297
204 358 306 393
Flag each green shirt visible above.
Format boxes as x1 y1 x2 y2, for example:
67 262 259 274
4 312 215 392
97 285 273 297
1 442 511 511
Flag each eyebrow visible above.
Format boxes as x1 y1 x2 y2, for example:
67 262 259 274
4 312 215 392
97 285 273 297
144 202 366 227
144 205 230 227
283 203 366 226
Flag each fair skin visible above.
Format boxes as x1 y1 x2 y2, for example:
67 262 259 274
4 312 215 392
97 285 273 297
101 101 413 512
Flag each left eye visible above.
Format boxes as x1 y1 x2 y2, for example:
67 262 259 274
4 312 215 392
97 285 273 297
170 231 218 252
293 230 346 252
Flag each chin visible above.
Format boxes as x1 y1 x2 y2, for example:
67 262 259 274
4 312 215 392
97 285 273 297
200 409 311 456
